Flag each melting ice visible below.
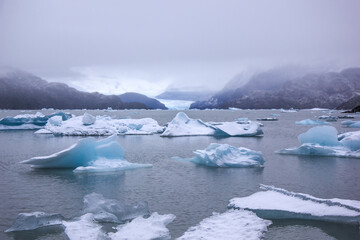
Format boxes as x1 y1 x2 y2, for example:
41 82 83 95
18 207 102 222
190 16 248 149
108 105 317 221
0 112 72 130
341 120 360 128
37 113 164 136
21 135 152 172
177 209 271 240
174 143 264 167
228 185 360 224
161 112 263 137
5 212 63 232
295 119 329 125
277 126 360 158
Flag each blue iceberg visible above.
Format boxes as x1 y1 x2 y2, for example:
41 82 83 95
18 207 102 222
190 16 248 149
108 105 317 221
295 119 329 125
228 185 360 224
277 126 360 158
341 120 360 128
175 143 264 167
21 135 152 172
0 112 72 130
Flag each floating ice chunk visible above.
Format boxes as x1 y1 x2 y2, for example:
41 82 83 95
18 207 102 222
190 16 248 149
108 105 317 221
213 122 263 137
280 109 298 113
228 185 360 224
62 213 106 240
256 118 278 121
270 113 280 117
21 135 152 171
108 212 175 240
318 115 338 122
236 118 250 124
83 193 150 223
161 112 263 137
176 143 264 168
341 120 360 128
161 112 217 137
40 114 163 136
82 112 96 125
298 126 341 146
295 119 329 125
338 130 360 151
5 212 63 232
177 209 271 240
0 111 72 130
278 126 360 158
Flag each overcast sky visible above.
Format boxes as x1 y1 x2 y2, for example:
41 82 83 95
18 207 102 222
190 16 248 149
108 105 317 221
0 0 359 96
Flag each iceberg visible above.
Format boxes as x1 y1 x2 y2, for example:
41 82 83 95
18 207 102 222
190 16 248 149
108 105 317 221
341 120 360 128
318 115 338 122
108 212 176 240
5 212 63 232
256 117 278 121
161 112 263 137
161 112 217 136
62 213 106 240
83 193 150 223
277 126 360 158
280 108 298 113
37 114 164 136
176 143 264 167
177 209 271 240
0 111 72 130
21 135 152 172
295 119 329 125
228 185 360 224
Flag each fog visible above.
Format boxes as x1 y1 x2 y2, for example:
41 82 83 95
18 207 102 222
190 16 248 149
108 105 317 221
0 0 359 96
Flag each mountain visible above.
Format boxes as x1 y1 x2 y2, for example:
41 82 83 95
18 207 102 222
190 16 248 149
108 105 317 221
119 92 167 109
156 90 215 101
337 94 360 110
190 67 360 109
0 68 148 110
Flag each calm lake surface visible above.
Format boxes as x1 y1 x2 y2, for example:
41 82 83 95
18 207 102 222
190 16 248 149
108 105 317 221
0 109 359 240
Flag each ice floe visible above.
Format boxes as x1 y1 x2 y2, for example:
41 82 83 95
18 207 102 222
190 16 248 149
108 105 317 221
108 212 176 240
228 185 360 224
5 212 63 232
36 113 164 136
83 193 150 223
318 115 338 122
295 119 329 125
21 135 152 172
161 112 263 137
0 112 72 130
175 143 264 167
341 120 360 128
277 126 360 158
62 213 106 240
177 209 271 240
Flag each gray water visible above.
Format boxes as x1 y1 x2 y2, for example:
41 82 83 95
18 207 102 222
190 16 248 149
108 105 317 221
0 109 359 240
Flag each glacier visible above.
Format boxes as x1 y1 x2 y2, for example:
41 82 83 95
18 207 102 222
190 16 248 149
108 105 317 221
161 112 263 137
0 112 72 130
21 135 152 172
228 185 360 224
341 120 360 128
36 113 164 136
175 143 264 167
295 119 329 125
5 212 63 232
277 126 360 158
108 212 176 240
176 209 271 240
83 193 150 223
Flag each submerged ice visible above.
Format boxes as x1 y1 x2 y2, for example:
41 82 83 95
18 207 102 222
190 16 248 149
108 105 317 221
176 143 264 167
161 112 263 137
5 212 63 232
0 112 72 130
21 135 152 172
228 185 360 224
37 113 164 136
177 209 271 240
278 126 360 158
83 193 150 223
